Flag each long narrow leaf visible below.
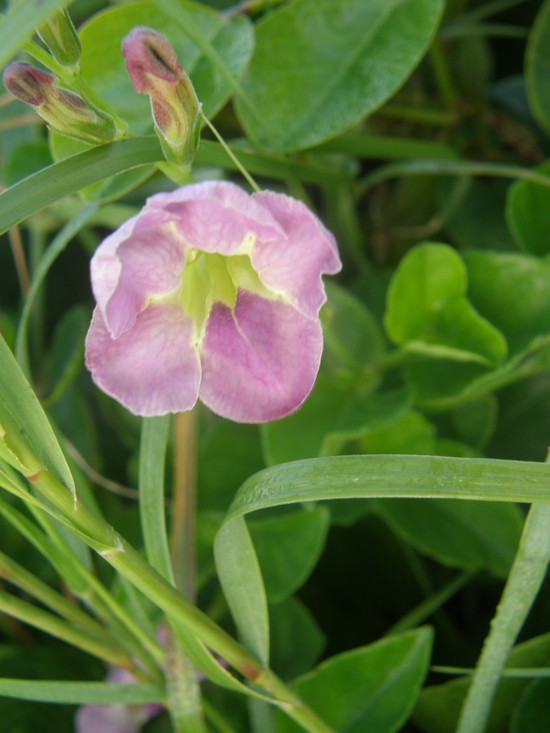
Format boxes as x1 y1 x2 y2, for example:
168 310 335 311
224 455 550 522
139 416 174 582
0 333 75 495
0 679 165 705
0 137 163 235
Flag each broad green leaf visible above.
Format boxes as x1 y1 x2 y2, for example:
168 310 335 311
375 499 523 578
464 250 550 355
445 179 516 252
214 516 269 665
359 411 436 455
0 679 165 705
526 0 550 134
507 160 550 255
270 598 325 681
413 632 550 733
3 141 52 186
510 679 550 733
262 377 413 465
249 508 330 602
0 333 75 496
321 282 386 381
449 395 497 452
276 628 432 733
0 0 70 68
236 0 444 151
384 243 507 365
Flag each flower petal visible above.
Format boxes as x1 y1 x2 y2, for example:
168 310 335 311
146 181 284 255
85 304 201 416
92 208 185 338
199 292 323 422
75 703 148 733
251 191 341 319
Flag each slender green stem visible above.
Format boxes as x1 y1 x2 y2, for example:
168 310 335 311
202 113 261 192
374 104 457 126
386 571 476 636
0 590 135 670
357 159 550 197
433 665 550 679
429 38 457 111
441 23 529 39
457 503 550 733
0 549 110 642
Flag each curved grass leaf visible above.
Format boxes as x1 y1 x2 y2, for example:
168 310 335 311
223 455 550 525
0 679 165 705
0 137 163 236
0 333 75 496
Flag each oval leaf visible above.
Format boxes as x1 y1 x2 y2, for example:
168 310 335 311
236 0 444 151
276 628 432 733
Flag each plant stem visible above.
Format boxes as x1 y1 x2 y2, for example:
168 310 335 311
26 460 334 732
456 502 550 733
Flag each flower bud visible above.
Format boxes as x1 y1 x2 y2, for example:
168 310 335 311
122 27 201 165
3 63 116 144
37 8 81 69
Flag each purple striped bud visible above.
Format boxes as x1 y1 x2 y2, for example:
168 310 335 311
3 63 116 144
122 27 201 165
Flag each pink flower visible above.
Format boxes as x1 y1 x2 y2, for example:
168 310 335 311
85 181 341 423
75 667 163 733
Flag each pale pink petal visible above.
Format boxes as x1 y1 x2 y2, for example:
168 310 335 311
251 191 341 319
75 702 149 733
199 292 323 422
146 181 284 254
85 305 201 416
92 209 186 339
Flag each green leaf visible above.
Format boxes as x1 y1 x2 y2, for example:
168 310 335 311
44 307 89 403
375 499 523 578
262 377 414 465
0 137 163 236
510 679 550 733
269 598 325 681
275 628 432 733
139 416 173 582
506 160 550 255
0 679 165 705
222 455 550 521
214 516 269 665
526 0 550 135
464 250 550 355
384 243 507 365
236 0 444 151
321 282 386 381
413 632 550 733
0 332 75 496
249 508 330 602
0 0 70 69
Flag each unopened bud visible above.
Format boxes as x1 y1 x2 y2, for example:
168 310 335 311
3 63 116 144
37 8 81 69
122 27 201 165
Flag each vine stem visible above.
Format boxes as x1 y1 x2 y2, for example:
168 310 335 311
456 502 550 733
